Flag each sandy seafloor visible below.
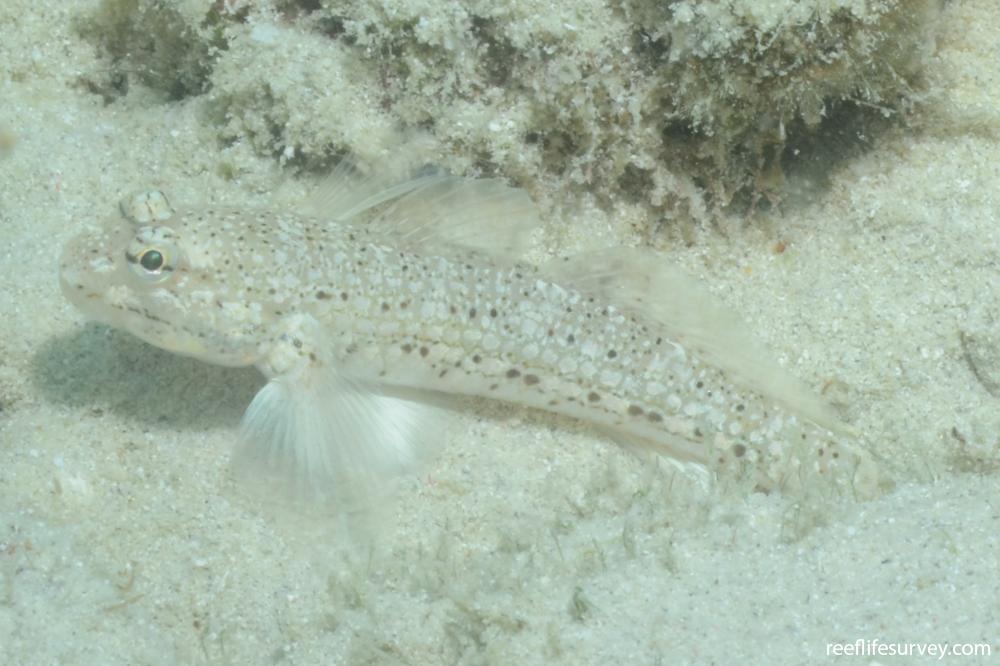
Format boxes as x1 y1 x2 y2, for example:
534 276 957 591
1 1 999 665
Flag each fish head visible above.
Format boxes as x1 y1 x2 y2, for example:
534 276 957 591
60 191 262 367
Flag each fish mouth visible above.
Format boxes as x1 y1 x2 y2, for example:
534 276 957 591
59 218 261 368
59 250 209 360
59 266 97 317
59 225 122 322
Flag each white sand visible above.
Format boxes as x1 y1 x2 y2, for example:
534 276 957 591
1 1 998 664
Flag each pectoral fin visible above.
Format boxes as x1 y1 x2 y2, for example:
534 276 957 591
233 365 447 516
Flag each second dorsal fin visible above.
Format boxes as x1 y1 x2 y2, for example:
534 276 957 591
541 248 851 434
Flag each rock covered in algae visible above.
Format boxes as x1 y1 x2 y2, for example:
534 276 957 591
75 0 939 222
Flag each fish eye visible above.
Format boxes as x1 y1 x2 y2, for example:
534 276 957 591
139 249 164 272
128 245 175 283
126 225 181 284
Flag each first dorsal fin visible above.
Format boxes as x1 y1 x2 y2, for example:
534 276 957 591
367 176 539 263
304 161 540 264
301 157 440 221
541 248 851 434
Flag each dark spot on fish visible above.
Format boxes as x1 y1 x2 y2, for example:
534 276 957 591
732 444 746 458
489 308 497 317
607 350 617 359
506 368 520 379
647 411 663 423
587 392 600 402
419 346 429 357
469 308 477 319
316 290 331 300
340 291 349 301
627 405 643 416
524 374 539 385
566 334 575 344
472 354 482 363
401 344 413 353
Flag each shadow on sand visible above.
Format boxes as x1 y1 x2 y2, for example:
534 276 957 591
32 323 262 431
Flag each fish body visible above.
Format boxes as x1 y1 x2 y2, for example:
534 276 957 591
60 172 879 508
